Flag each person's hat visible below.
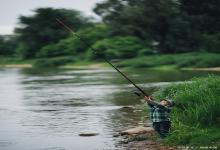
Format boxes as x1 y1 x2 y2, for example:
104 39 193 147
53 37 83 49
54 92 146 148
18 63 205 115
166 99 175 107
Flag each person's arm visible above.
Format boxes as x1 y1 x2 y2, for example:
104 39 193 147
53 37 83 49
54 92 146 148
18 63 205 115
144 96 155 107
144 96 171 112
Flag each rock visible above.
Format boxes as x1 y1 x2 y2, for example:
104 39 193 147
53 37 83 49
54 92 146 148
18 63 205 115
121 126 154 135
120 139 129 144
113 133 120 137
120 106 135 110
79 132 99 137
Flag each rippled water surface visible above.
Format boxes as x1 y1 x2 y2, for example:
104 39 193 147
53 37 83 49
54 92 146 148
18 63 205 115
0 68 219 150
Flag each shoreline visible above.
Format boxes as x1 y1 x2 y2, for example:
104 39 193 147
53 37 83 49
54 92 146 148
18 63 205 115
182 67 220 72
1 63 220 72
119 127 178 150
0 64 32 68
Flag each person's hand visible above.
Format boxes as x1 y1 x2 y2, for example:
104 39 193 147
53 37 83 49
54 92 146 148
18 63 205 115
144 96 153 102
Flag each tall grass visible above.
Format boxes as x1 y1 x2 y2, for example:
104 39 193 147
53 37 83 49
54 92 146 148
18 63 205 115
153 76 220 146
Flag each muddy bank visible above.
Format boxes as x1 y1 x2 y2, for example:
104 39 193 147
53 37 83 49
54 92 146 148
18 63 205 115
120 127 179 150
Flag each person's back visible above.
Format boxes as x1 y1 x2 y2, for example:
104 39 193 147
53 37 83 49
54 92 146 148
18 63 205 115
144 96 175 139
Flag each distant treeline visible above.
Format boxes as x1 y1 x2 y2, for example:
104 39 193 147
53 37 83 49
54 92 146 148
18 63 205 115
0 0 220 63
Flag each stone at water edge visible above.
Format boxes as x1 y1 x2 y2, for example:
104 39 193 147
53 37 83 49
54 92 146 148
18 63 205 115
120 106 135 109
79 132 99 137
121 126 154 135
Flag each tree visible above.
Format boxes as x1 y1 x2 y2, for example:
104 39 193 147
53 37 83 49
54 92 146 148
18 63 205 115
94 0 220 53
94 0 181 53
0 35 18 56
15 7 93 58
180 0 220 33
37 24 109 58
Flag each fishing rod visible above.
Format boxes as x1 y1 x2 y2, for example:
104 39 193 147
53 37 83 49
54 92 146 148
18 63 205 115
56 18 149 97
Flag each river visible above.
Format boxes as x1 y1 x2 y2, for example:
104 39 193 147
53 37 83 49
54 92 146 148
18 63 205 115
0 67 219 150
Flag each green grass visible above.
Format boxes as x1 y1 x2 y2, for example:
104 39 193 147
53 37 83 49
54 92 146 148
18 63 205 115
117 52 220 69
152 76 220 146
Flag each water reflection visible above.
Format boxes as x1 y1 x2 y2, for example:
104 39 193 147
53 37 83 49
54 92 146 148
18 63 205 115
0 68 219 150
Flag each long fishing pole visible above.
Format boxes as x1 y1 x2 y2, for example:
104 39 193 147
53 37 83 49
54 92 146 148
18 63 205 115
56 18 149 97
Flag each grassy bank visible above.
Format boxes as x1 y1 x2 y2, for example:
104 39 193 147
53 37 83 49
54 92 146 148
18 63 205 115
152 76 220 147
117 52 220 69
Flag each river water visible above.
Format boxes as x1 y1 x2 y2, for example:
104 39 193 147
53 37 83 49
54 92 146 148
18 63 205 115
0 68 219 150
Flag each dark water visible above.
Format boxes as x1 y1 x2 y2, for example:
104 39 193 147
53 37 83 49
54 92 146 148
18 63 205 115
0 68 219 150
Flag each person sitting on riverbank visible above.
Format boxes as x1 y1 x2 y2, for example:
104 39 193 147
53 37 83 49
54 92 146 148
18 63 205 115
144 96 175 139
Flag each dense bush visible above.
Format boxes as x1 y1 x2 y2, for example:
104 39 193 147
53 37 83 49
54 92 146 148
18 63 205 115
88 36 148 60
153 76 220 146
37 43 70 58
176 53 220 68
117 52 220 68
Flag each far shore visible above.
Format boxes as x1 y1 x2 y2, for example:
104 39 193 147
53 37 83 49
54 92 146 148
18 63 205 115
0 64 32 68
1 63 220 72
182 67 220 72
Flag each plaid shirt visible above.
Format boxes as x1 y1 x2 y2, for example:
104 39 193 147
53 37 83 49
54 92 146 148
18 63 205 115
148 101 172 122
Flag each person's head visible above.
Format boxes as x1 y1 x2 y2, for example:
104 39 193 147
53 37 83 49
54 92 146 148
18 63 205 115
160 99 175 107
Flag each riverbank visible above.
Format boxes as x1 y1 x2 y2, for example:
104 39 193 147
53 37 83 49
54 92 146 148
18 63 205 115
2 62 220 72
153 76 220 148
120 76 220 150
120 127 178 150
0 57 33 68
1 52 220 71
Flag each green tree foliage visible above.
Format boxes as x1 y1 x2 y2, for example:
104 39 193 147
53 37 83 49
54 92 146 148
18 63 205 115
94 0 180 53
88 36 150 59
15 7 93 58
94 0 220 53
180 0 220 34
0 35 18 56
179 0 220 52
201 33 220 52
37 24 109 58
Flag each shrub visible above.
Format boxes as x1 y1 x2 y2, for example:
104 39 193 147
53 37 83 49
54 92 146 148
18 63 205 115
117 54 176 68
138 48 155 56
88 36 148 60
118 52 220 68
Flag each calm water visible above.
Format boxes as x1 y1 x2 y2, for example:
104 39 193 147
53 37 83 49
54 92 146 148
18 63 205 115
0 68 219 150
